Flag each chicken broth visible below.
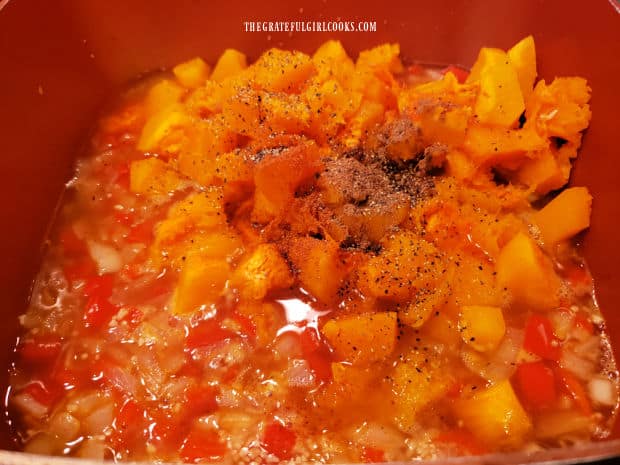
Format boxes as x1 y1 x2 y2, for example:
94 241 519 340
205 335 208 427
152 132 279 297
6 38 619 463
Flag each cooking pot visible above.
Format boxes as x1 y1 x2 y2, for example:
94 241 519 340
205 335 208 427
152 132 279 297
0 0 618 463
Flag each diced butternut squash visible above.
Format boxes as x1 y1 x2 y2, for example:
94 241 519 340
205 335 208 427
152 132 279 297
533 187 592 245
464 125 547 166
416 104 472 147
252 141 324 223
321 312 397 365
496 232 560 310
356 43 403 74
287 236 347 304
459 305 506 352
258 91 311 134
231 244 294 300
221 87 261 137
453 380 532 447
525 78 591 143
173 57 210 88
178 116 239 186
312 40 355 84
146 79 185 115
343 101 386 148
507 35 537 100
468 48 525 127
137 104 189 152
210 49 247 82
515 150 566 195
252 49 315 93
129 157 182 195
174 255 230 314
362 232 444 303
389 349 451 432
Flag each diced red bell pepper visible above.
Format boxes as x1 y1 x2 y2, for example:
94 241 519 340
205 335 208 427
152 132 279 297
262 422 296 460
300 327 333 382
180 429 226 463
116 163 130 190
126 221 154 244
64 259 97 284
514 361 557 409
150 411 185 451
232 312 256 339
361 446 386 463
441 65 470 83
185 385 219 417
21 381 59 407
436 429 487 455
59 227 87 256
523 314 561 361
83 294 118 329
186 320 235 351
19 335 62 364
554 367 592 415
573 313 594 335
113 399 145 448
407 64 426 76
84 274 114 299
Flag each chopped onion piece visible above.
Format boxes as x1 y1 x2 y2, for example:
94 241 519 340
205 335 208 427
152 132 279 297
286 359 315 388
48 411 81 442
535 410 591 440
588 377 617 407
87 241 122 274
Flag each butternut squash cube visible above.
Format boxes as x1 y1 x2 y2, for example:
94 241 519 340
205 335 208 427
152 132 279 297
496 232 560 310
173 57 210 88
459 305 506 352
146 79 184 116
464 125 547 166
469 48 525 127
507 35 537 100
232 244 294 300
174 256 230 314
389 349 451 431
515 150 566 195
287 237 347 304
362 232 444 303
252 49 315 93
453 380 532 447
252 142 323 223
321 312 397 365
130 157 182 195
137 104 188 152
210 49 247 82
533 187 592 245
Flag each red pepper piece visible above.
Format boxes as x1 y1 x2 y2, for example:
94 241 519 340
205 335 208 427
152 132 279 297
186 320 235 350
19 335 62 364
116 163 130 190
180 429 226 463
83 294 118 329
523 314 561 361
185 385 219 417
514 361 557 409
300 326 333 382
262 422 296 460
441 65 470 83
361 446 386 463
554 367 592 415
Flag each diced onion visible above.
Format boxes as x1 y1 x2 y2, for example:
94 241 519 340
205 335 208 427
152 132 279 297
24 432 61 455
48 411 81 442
87 241 122 274
354 422 406 450
76 438 107 459
82 402 115 435
535 410 591 440
560 350 595 381
11 392 48 419
461 328 523 382
588 377 618 407
286 359 315 388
